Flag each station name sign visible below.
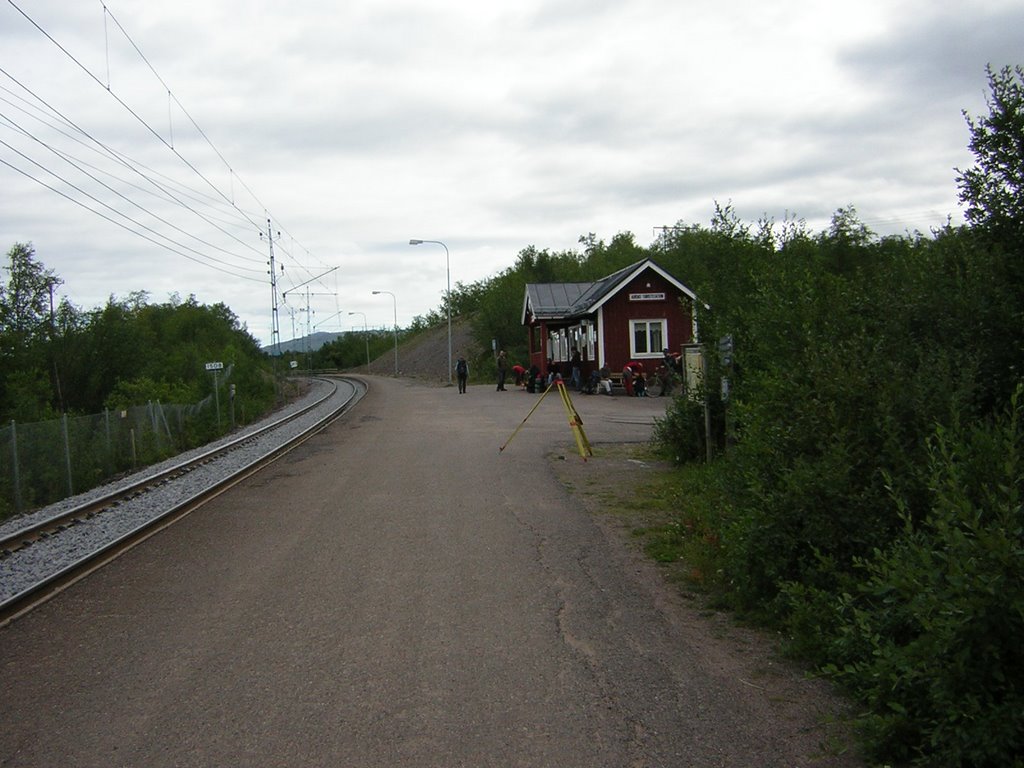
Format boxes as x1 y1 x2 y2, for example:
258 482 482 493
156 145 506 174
628 292 665 302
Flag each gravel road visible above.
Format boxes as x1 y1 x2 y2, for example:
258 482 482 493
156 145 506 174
0 376 860 767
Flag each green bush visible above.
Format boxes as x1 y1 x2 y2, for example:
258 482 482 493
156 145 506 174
819 393 1024 766
652 390 715 463
645 208 1023 765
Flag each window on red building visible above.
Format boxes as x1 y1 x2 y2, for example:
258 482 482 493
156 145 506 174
630 319 665 357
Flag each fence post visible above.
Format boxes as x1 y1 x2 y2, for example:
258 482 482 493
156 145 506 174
149 401 160 452
10 420 23 513
104 408 111 473
156 401 174 446
213 370 221 432
62 412 74 497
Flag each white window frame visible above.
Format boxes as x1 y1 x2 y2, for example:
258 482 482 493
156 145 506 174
629 319 666 358
549 329 569 361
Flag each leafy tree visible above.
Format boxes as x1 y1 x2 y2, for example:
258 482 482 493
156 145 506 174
0 244 275 421
817 205 877 275
957 64 1024 244
2 367 57 422
0 242 61 347
59 297 151 412
578 231 647 277
465 245 592 372
955 64 1024 409
649 208 767 320
645 183 1021 764
104 376 197 410
0 243 62 418
447 279 486 317
313 329 396 370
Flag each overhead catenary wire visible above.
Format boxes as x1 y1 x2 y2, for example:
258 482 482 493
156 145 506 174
3 0 326 293
0 137 264 281
99 1 270 218
0 155 264 283
5 0 265 231
0 76 261 228
0 112 267 275
99 0 330 269
0 75 269 273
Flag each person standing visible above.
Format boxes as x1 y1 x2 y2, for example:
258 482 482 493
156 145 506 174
496 350 509 391
569 346 582 391
455 355 469 394
659 348 678 396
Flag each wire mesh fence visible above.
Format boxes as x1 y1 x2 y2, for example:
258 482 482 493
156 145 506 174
0 396 221 521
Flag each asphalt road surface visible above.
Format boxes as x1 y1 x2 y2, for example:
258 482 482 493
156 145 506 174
0 377 856 767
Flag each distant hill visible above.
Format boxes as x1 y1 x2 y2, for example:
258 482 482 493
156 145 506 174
262 331 342 356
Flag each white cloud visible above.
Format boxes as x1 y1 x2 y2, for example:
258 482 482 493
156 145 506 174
0 0 1008 345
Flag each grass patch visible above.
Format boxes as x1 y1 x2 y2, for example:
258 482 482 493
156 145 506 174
556 443 732 597
633 522 686 563
619 453 731 594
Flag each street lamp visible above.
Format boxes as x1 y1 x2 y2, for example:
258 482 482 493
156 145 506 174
372 290 398 375
409 238 452 385
347 311 370 372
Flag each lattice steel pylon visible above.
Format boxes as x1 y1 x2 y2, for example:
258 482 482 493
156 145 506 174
262 217 282 358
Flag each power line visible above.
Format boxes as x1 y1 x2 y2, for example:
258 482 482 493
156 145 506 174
0 71 269 268
0 116 266 275
0 70 258 244
0 97 267 270
100 2 271 217
0 154 264 283
6 0 261 230
4 0 323 285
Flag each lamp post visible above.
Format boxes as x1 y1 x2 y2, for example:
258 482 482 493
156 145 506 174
348 311 370 372
409 238 452 385
372 290 398 375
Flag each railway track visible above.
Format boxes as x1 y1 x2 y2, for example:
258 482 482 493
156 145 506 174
0 375 365 626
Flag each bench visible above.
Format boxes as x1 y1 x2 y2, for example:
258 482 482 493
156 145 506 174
606 370 667 396
595 372 627 394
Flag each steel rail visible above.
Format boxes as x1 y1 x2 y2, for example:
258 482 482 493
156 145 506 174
0 377 340 554
0 375 366 626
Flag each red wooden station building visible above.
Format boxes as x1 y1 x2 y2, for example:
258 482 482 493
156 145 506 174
520 259 700 380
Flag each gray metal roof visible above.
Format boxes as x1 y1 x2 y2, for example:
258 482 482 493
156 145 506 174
568 261 643 312
524 260 649 320
524 282 594 318
523 259 698 325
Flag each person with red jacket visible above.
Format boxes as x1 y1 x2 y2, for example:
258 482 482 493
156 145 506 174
624 361 646 396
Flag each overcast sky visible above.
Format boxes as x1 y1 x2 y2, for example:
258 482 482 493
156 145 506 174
1 0 1019 347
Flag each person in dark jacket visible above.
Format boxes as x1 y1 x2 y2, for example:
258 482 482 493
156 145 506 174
496 350 509 391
